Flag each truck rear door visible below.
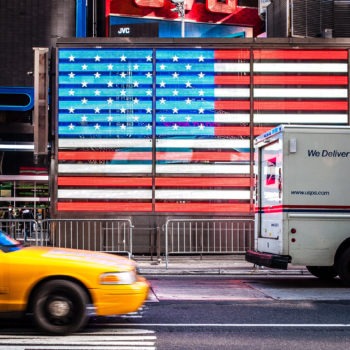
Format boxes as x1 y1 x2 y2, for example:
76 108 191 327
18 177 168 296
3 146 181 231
256 137 283 253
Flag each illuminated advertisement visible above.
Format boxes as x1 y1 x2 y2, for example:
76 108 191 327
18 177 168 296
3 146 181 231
106 0 263 37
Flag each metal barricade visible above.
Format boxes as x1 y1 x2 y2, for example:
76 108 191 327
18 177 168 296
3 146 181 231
164 218 254 268
0 218 134 258
0 219 38 243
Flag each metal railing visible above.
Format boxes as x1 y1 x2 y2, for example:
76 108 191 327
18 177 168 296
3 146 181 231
164 218 254 268
1 219 38 243
0 218 133 257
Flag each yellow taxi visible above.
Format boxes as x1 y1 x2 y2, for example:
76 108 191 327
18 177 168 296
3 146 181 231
0 230 149 335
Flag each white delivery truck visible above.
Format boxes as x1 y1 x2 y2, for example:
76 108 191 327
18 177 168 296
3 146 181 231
246 125 350 285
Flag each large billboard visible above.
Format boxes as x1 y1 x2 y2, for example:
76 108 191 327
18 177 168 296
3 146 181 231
55 38 349 215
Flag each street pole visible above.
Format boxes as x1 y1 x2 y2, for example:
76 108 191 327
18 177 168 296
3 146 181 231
181 10 185 38
171 0 185 38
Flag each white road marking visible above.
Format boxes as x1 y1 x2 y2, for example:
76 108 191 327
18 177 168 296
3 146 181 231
114 323 350 328
0 329 157 350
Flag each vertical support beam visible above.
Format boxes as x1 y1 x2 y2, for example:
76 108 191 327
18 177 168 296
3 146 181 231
151 48 157 213
92 0 97 37
76 0 87 37
105 0 111 37
348 48 350 126
33 47 49 159
249 47 255 213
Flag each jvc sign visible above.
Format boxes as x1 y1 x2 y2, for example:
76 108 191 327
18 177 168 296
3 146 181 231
118 27 130 35
110 23 159 37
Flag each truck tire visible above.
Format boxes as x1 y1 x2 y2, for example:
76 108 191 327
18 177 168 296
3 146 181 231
32 279 89 335
306 266 337 280
337 247 350 286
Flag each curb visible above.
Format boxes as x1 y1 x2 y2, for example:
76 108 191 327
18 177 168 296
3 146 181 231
137 265 309 276
134 256 309 276
139 269 309 276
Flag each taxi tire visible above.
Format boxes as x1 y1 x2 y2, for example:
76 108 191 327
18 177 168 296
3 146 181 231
32 279 89 335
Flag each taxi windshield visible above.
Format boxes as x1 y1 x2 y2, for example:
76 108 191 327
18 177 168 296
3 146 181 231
0 230 21 252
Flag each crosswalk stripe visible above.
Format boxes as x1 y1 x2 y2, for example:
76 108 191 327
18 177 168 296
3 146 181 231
0 329 157 350
0 347 156 350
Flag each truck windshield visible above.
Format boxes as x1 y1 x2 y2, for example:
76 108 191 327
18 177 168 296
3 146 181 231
0 230 21 252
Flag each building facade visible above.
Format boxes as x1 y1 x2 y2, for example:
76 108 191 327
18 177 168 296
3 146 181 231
2 1 350 252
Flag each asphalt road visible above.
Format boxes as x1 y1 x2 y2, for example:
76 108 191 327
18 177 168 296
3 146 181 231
1 275 350 349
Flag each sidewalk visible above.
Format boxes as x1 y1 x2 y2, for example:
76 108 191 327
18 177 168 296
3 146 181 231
134 254 309 276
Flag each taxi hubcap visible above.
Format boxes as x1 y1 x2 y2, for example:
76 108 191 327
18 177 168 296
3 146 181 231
48 300 70 317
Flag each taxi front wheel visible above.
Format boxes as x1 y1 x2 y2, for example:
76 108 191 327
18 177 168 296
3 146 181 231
32 279 89 335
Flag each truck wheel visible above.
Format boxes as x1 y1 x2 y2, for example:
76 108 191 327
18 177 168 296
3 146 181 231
306 266 337 280
32 279 89 335
337 247 350 286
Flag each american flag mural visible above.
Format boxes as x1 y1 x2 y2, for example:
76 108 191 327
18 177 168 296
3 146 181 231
56 46 348 214
253 49 348 125
153 48 253 213
57 48 154 212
